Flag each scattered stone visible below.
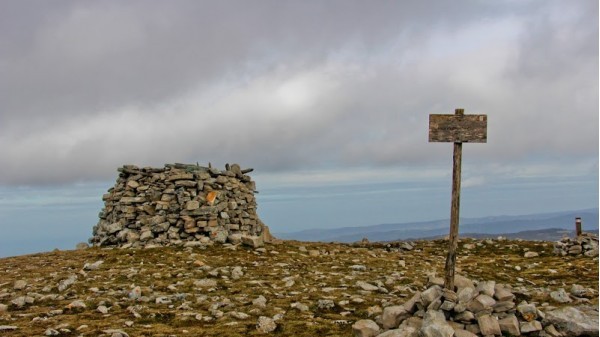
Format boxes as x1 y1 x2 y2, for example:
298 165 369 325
524 251 539 258
58 274 77 292
350 265 367 271
83 260 104 271
550 288 572 303
256 316 277 333
290 302 309 312
231 266 244 280
97 305 109 314
129 286 142 300
13 280 27 290
102 329 130 337
308 250 320 257
65 300 86 312
194 279 217 288
0 326 18 331
253 295 267 308
317 299 335 310
230 311 250 319
11 296 34 308
45 328 60 336
357 281 379 291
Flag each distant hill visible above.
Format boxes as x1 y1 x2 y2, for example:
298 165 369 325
276 208 599 243
411 228 589 242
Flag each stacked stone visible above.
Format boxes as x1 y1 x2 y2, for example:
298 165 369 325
90 163 266 248
353 274 597 337
553 233 598 257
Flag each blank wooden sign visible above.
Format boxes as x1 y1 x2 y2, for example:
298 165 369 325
429 114 487 143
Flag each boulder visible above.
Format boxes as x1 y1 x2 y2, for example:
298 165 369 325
352 319 380 337
242 235 264 248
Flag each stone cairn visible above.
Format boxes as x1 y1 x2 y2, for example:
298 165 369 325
90 163 268 248
553 232 598 257
352 274 598 337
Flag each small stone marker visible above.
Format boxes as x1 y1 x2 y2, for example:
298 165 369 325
429 108 487 290
575 217 582 236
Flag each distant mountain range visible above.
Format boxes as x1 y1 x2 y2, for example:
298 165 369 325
276 208 599 243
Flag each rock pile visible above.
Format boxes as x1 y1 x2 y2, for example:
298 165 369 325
553 233 598 257
90 163 267 248
353 274 599 337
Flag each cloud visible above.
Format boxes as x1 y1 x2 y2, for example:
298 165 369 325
0 1 596 186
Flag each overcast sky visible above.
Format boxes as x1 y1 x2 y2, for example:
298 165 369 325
0 1 598 256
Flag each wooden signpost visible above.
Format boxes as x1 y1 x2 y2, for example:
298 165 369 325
429 108 487 290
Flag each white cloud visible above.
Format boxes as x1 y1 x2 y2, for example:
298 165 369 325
0 1 596 187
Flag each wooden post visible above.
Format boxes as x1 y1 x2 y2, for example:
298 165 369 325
575 217 582 237
444 109 463 291
429 108 487 291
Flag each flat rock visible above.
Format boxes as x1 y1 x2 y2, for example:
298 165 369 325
194 279 217 288
357 281 379 291
524 251 539 258
544 306 599 336
550 288 572 303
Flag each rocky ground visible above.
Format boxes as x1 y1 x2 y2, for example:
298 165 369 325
0 237 597 337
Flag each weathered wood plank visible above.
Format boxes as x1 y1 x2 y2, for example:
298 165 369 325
444 140 462 291
429 114 487 143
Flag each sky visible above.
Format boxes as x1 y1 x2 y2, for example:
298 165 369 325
0 1 598 257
